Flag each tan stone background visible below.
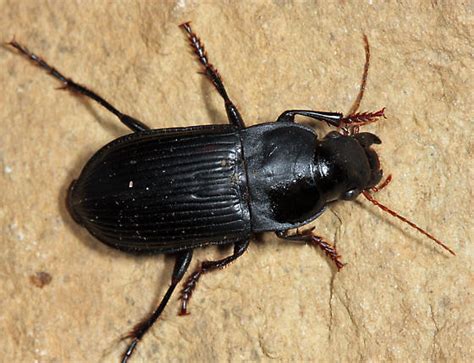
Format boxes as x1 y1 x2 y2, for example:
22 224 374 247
1 1 472 362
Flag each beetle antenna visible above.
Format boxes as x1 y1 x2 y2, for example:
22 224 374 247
342 35 385 135
347 34 370 116
362 191 455 256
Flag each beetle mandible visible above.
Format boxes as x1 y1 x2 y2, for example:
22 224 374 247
9 22 455 362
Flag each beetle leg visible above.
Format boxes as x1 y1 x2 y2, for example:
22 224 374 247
8 40 150 133
180 22 245 129
276 230 345 271
179 239 249 316
277 110 343 127
121 250 193 363
339 108 386 128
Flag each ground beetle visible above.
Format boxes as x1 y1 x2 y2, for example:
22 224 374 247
9 22 455 362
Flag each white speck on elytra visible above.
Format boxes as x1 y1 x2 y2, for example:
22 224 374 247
4 165 13 174
129 181 134 188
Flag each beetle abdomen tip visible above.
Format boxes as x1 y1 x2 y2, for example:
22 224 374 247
66 179 83 225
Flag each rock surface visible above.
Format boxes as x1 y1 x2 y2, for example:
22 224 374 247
0 1 472 362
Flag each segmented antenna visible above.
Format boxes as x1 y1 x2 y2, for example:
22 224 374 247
362 191 455 256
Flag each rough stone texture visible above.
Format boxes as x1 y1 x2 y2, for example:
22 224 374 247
0 1 472 362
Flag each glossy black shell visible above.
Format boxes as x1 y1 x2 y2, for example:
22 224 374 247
68 121 375 254
68 125 251 253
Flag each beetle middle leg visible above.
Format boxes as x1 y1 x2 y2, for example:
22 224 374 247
121 250 193 363
8 40 150 133
277 229 345 270
180 22 245 129
179 240 250 315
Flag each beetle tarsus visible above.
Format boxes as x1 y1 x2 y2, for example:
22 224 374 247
277 230 345 271
8 39 150 133
312 236 346 271
179 270 201 316
180 22 245 129
340 107 386 129
179 240 249 315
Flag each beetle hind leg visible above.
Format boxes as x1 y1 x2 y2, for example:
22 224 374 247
121 250 193 363
179 240 249 316
180 22 245 129
8 40 150 133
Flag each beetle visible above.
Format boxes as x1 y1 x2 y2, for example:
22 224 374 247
8 22 455 362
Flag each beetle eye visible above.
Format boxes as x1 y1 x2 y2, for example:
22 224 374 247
342 189 359 200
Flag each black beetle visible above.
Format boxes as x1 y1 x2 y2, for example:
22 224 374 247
9 22 455 362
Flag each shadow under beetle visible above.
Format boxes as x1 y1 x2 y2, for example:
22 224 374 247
9 22 455 362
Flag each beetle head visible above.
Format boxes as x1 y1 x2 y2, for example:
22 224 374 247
318 129 455 256
313 131 383 202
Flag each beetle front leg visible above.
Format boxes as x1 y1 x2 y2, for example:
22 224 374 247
179 239 249 315
8 40 150 133
277 110 343 127
276 229 345 270
121 250 193 363
180 22 245 129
